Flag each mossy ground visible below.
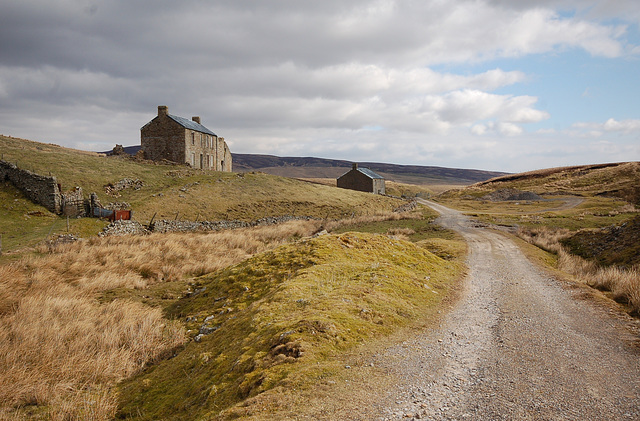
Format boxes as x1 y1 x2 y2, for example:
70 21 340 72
116 232 463 420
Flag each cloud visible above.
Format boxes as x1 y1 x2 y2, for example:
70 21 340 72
0 0 637 172
572 118 640 135
472 121 524 137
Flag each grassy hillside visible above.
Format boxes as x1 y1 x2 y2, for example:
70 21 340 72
473 162 640 204
1 135 466 419
1 208 464 419
438 161 640 316
116 231 462 420
231 153 508 185
439 161 640 231
0 136 404 252
560 215 640 269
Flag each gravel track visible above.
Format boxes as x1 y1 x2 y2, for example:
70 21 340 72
370 200 640 420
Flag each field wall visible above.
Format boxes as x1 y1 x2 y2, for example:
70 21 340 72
0 159 62 213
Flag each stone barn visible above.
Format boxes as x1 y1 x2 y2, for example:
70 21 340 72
337 163 385 195
141 105 232 171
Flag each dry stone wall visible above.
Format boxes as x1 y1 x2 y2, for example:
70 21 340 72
100 215 315 236
0 160 62 213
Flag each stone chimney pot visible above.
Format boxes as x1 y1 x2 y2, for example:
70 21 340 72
158 105 168 116
192 116 201 124
352 163 359 170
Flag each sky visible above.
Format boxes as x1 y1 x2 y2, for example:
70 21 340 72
0 0 639 173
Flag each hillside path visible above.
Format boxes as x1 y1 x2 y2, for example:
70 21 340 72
368 199 640 420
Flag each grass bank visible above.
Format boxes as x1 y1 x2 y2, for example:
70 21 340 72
517 226 640 315
1 206 465 420
0 220 323 419
117 231 462 420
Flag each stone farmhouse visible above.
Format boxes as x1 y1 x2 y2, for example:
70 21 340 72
337 163 385 195
141 105 232 171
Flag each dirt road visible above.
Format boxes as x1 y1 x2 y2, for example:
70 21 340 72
371 200 640 420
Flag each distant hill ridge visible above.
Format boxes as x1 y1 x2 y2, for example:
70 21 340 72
111 146 507 185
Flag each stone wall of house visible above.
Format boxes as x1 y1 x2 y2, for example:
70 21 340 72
337 165 385 195
141 106 186 164
141 106 232 172
337 169 374 193
372 178 385 195
184 133 232 171
220 138 232 172
62 187 87 217
0 160 62 213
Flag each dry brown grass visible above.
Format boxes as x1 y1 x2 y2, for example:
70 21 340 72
322 210 422 232
518 227 640 314
387 227 417 236
27 219 325 291
0 220 328 419
0 291 183 419
1 213 430 418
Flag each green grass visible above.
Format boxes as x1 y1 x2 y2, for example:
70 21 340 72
453 196 634 231
383 181 435 198
331 207 460 242
116 232 463 420
0 136 405 252
0 182 107 255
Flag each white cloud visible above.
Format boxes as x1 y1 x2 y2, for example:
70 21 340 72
0 0 638 172
471 121 524 137
572 118 640 135
602 118 640 133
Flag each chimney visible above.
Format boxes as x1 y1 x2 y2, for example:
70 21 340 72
352 163 358 170
192 116 201 124
158 105 168 116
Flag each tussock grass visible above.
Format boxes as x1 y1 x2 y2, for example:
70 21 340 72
0 292 184 417
0 212 432 418
116 232 462 420
322 210 422 232
518 227 640 314
0 220 327 418
24 219 323 290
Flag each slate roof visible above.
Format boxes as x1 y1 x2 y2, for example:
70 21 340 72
167 114 217 136
338 167 384 180
357 167 384 179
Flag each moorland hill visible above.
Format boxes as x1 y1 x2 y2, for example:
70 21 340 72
108 145 507 186
0 135 403 252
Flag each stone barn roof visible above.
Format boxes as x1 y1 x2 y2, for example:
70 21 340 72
166 114 217 136
355 167 384 179
338 165 384 180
